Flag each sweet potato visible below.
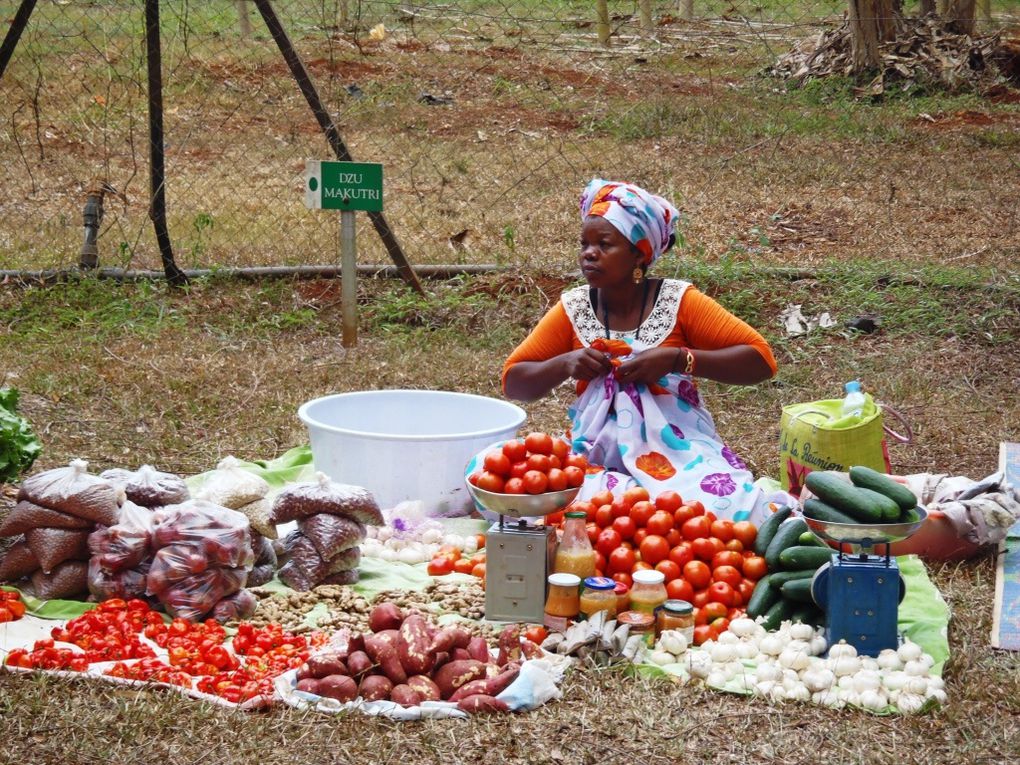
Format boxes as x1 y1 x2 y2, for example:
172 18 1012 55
295 678 320 695
375 629 401 648
456 694 510 714
318 674 358 702
307 653 347 679
432 651 450 671
427 625 472 655
364 635 407 685
368 602 404 633
432 659 487 700
450 647 472 662
466 636 490 663
358 674 393 701
346 632 365 657
520 638 544 660
295 663 315 681
397 613 434 675
448 678 489 703
406 675 441 702
497 624 522 667
450 664 520 702
346 650 374 679
390 684 424 708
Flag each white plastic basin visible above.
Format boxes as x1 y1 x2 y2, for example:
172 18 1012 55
298 390 526 516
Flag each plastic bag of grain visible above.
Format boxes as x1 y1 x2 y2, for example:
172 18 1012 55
0 500 93 537
18 459 122 525
272 472 383 526
31 559 89 599
100 464 189 507
25 527 91 573
0 539 39 580
193 456 270 510
297 512 365 560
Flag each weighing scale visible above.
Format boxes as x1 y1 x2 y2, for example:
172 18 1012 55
465 482 579 624
805 508 928 657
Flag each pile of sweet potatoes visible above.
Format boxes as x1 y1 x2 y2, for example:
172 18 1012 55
293 602 543 714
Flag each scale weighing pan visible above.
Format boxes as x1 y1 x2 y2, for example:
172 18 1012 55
802 507 928 551
465 483 580 519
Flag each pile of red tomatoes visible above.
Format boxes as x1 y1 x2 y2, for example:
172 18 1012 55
467 432 589 495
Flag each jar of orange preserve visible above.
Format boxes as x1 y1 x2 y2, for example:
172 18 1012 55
629 569 668 616
543 573 580 632
579 576 617 620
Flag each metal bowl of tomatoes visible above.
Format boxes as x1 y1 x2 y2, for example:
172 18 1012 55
465 482 581 520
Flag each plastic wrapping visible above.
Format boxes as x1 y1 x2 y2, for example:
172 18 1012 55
24 527 91 574
320 569 360 586
271 472 383 526
0 500 93 537
100 464 190 507
281 530 360 582
0 539 39 580
150 500 253 568
247 563 275 588
278 560 314 592
18 458 122 525
87 557 150 601
297 512 366 560
193 456 270 510
160 564 248 622
30 559 89 600
210 589 258 623
87 501 153 573
236 496 278 540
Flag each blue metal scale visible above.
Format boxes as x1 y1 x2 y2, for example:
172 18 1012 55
803 508 927 658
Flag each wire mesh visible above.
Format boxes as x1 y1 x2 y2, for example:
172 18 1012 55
0 1 1015 275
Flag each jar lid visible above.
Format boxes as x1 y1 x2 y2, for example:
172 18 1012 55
564 511 587 519
582 576 616 591
631 569 665 585
663 599 693 615
617 610 655 628
548 573 581 587
613 581 630 595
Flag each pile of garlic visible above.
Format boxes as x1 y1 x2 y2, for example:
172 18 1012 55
655 617 946 714
360 521 478 565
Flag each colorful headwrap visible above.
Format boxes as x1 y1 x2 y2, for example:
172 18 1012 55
579 179 680 266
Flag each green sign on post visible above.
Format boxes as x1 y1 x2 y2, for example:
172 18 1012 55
305 160 383 211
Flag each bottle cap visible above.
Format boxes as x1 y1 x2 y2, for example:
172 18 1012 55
564 511 587 519
845 381 862 393
632 569 666 585
548 573 581 587
663 599 693 614
582 576 616 591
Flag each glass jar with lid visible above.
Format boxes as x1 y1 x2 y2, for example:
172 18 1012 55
656 599 694 641
544 572 581 632
554 511 597 580
579 576 617 620
629 569 668 616
617 610 656 647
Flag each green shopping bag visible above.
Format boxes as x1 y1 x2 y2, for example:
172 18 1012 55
779 393 911 496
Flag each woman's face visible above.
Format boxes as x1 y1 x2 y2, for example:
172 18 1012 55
579 216 643 289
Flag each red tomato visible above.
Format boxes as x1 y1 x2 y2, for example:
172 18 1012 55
551 439 570 461
565 453 589 470
527 454 553 473
736 579 756 604
467 471 480 486
524 625 549 645
732 521 758 549
453 558 474 575
477 471 505 493
611 572 633 587
545 510 565 526
711 551 744 571
503 477 525 494
654 560 682 583
712 565 743 588
547 454 562 471
681 516 712 541
483 451 511 477
612 515 637 540
502 439 527 463
742 555 768 581
522 470 549 494
595 505 614 528
589 490 614 509
668 542 694 569
701 601 728 622
707 581 736 607
570 500 597 522
665 528 683 548
610 496 632 519
693 625 713 646
633 528 649 546
683 560 712 590
608 546 636 574
594 550 607 572
629 501 656 528
586 522 600 544
686 500 706 516
710 519 735 542
509 461 529 479
631 561 653 572
524 432 553 455
471 563 486 579
708 617 730 638
653 490 683 513
666 578 694 602
563 465 585 488
646 511 675 537
427 557 454 576
623 487 650 506
638 534 670 566
724 539 744 553
546 468 568 491
673 505 697 528
596 528 623 556
727 607 746 621
691 537 717 562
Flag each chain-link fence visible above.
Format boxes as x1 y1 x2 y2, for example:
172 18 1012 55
1 1 1016 276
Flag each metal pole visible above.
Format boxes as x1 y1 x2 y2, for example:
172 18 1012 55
340 210 357 347
145 0 187 286
253 0 425 297
0 0 37 80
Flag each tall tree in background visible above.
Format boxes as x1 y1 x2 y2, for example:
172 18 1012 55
848 0 981 72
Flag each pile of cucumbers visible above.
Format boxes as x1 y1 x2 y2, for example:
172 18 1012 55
802 466 920 525
746 507 834 630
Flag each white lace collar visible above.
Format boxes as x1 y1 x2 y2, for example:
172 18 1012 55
562 278 690 348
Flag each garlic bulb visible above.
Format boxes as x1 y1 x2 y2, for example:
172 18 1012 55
779 647 810 671
903 659 928 677
759 634 785 656
876 649 903 671
859 689 888 711
851 670 882 694
896 692 927 714
728 618 757 638
789 622 814 641
755 663 783 683
830 654 862 677
649 650 676 667
802 668 835 693
685 650 712 679
897 640 922 663
904 675 929 696
828 640 857 659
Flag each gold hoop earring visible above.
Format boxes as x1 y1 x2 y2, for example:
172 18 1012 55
632 267 644 284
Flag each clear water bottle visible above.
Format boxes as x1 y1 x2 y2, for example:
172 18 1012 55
841 380 866 419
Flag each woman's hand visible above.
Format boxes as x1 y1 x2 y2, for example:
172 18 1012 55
563 347 614 382
613 347 678 386
503 348 614 402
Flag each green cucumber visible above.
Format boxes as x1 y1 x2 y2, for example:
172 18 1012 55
779 545 834 570
780 577 815 603
767 569 815 589
853 487 902 521
746 574 781 618
764 517 809 570
761 597 798 631
802 498 859 525
798 530 829 547
753 505 793 555
804 471 886 523
789 604 825 627
900 507 921 523
848 465 917 510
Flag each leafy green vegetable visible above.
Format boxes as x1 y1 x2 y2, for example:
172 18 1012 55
0 388 42 484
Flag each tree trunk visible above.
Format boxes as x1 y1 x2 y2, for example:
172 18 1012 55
920 0 936 15
848 0 899 72
944 0 977 35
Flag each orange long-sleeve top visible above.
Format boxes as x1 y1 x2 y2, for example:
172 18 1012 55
501 285 777 393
